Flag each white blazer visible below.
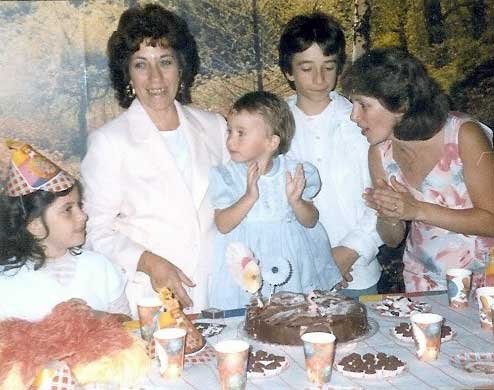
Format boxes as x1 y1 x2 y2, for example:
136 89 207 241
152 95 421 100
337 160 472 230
81 99 228 315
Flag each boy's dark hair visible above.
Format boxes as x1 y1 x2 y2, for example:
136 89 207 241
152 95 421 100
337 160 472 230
107 3 199 108
231 91 295 155
0 183 82 272
341 47 449 141
278 12 346 90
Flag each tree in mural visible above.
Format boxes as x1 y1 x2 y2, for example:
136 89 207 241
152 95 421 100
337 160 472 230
1 0 492 184
352 0 371 61
171 0 353 113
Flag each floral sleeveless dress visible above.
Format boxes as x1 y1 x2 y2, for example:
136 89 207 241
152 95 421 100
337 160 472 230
379 113 494 292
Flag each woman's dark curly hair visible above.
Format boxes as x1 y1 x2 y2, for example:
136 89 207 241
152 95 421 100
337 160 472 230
107 3 200 108
0 182 82 272
341 48 449 141
278 12 346 90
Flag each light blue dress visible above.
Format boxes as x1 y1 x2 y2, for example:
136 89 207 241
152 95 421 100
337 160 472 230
208 155 341 309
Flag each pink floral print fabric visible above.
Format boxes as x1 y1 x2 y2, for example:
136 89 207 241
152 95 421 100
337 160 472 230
379 113 494 292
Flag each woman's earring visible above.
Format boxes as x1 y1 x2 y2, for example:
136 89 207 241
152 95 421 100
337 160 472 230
125 83 135 98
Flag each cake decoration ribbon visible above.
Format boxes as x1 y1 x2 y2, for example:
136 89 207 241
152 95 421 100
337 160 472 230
261 257 292 304
226 242 263 306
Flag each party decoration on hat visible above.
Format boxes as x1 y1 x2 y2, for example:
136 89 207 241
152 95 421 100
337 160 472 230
226 242 263 307
158 288 206 354
4 139 75 197
262 257 293 304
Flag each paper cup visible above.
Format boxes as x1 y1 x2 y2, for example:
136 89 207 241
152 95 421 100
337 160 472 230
491 304 494 336
301 332 336 385
154 328 187 380
411 313 443 361
214 340 249 390
137 296 162 342
446 268 472 308
476 287 494 330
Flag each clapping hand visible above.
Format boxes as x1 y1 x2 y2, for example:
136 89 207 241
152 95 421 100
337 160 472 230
286 164 306 206
364 176 419 221
245 161 261 201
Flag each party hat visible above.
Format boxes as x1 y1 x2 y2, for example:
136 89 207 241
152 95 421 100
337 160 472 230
4 139 75 197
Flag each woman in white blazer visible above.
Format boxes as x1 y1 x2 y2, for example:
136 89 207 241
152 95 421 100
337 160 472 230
81 4 228 315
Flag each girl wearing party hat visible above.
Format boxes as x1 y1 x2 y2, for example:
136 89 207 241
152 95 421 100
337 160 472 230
0 140 131 321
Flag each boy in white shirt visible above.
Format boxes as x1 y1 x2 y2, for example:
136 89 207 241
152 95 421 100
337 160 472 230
279 12 382 297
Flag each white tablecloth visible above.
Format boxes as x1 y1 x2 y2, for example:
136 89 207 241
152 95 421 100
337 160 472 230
131 293 494 390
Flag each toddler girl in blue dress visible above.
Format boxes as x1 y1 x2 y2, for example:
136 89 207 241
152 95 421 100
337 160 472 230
208 91 341 309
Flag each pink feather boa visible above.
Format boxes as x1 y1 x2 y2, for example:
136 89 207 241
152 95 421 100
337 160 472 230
0 300 133 386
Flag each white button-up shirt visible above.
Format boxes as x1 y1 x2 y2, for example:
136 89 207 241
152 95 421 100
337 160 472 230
287 91 382 289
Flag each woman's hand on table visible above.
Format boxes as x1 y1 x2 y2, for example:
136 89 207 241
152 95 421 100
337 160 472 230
138 251 195 308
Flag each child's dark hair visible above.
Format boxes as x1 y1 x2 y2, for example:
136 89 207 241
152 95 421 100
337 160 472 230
0 182 82 272
341 47 449 141
278 12 346 90
231 91 295 155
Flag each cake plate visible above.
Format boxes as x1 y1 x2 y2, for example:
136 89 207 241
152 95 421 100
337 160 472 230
369 296 432 320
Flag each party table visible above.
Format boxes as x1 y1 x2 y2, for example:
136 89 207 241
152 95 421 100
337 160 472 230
129 292 494 390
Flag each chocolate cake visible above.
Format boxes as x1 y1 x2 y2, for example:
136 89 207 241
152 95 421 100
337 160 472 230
244 290 368 345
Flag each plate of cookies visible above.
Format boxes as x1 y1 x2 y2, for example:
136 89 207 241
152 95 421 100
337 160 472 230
370 296 431 318
391 322 456 343
335 352 406 379
247 349 289 378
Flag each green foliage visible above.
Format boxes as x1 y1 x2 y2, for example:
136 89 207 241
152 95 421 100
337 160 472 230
370 0 494 100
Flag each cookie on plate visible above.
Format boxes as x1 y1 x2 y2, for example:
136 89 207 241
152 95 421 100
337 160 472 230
372 296 431 318
247 349 288 378
336 352 406 379
392 322 455 342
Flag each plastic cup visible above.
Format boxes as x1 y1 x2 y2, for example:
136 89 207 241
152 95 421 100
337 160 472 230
137 296 162 342
301 332 336 385
154 328 187 380
214 340 249 390
491 304 494 336
411 313 443 361
476 287 494 330
446 268 472 308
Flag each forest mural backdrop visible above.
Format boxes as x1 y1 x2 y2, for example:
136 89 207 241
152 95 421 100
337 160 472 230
0 0 492 186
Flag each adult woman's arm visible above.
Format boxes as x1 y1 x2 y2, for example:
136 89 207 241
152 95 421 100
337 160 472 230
82 130 194 307
137 251 194 308
415 122 494 235
81 131 147 277
372 122 494 237
366 145 406 247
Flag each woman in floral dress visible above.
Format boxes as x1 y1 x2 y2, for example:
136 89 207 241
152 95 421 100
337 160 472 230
342 48 494 292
